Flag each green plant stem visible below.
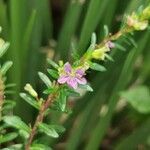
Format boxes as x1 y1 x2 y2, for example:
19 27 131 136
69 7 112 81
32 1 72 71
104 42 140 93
25 94 56 150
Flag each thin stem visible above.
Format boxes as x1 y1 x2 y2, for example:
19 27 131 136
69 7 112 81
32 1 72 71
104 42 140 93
97 27 132 47
0 74 5 121
25 94 56 150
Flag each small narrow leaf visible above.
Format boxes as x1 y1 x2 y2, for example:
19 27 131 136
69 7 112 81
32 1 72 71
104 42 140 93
3 116 31 133
66 87 80 97
59 90 67 111
5 83 16 88
6 144 23 150
104 25 109 37
128 36 138 48
105 54 114 62
0 124 9 131
90 63 106 72
87 33 97 51
50 124 66 133
0 132 18 144
2 100 16 111
47 58 59 69
31 144 52 150
20 93 40 110
47 69 59 79
115 43 126 51
0 41 10 57
0 61 13 75
79 84 93 92
43 87 55 95
38 72 52 87
38 123 59 138
19 129 29 139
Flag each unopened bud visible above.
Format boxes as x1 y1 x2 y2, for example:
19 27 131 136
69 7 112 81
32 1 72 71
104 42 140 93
127 13 148 31
24 83 38 98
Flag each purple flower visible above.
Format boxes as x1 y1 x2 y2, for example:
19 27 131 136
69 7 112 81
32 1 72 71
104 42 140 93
106 41 115 49
58 62 87 89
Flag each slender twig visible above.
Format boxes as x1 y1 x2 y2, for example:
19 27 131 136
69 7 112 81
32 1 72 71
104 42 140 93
97 28 132 48
25 94 56 150
0 74 5 121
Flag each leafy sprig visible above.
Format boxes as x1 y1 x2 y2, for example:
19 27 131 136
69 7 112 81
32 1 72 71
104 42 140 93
1 4 150 150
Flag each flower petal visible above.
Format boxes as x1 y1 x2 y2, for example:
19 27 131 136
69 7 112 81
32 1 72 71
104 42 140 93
76 69 85 77
67 77 78 89
64 62 72 73
58 75 69 84
76 77 87 85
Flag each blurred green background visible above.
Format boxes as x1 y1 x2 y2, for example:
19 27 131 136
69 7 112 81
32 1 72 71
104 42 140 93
0 0 150 149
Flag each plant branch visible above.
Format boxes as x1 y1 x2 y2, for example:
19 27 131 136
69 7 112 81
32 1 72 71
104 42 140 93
25 94 56 150
0 74 5 121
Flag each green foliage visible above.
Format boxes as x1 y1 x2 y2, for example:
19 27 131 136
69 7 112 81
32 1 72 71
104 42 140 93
120 86 150 114
0 132 18 144
89 62 106 72
0 1 150 150
3 116 30 134
38 72 52 87
38 123 59 138
20 93 40 110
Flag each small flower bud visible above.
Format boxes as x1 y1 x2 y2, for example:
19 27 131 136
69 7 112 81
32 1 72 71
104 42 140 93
106 41 115 49
24 83 38 98
92 44 111 60
127 13 148 31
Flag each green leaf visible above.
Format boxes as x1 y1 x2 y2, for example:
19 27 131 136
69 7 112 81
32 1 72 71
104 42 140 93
0 132 18 144
50 124 66 133
104 25 109 37
19 129 29 139
90 63 106 72
38 123 59 138
105 54 114 62
87 33 97 52
0 42 10 57
1 144 23 150
20 93 40 110
5 83 16 88
47 69 59 79
115 43 126 51
47 58 59 69
120 86 150 114
38 72 52 87
59 90 67 111
31 144 52 150
43 87 54 95
79 84 93 92
66 87 80 97
3 116 30 133
0 124 9 131
0 61 13 75
2 100 16 111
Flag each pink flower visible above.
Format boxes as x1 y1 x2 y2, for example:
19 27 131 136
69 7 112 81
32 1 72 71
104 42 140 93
58 62 87 89
106 41 115 49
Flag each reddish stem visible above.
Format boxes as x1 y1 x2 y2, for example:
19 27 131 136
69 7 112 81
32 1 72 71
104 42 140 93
25 94 56 150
